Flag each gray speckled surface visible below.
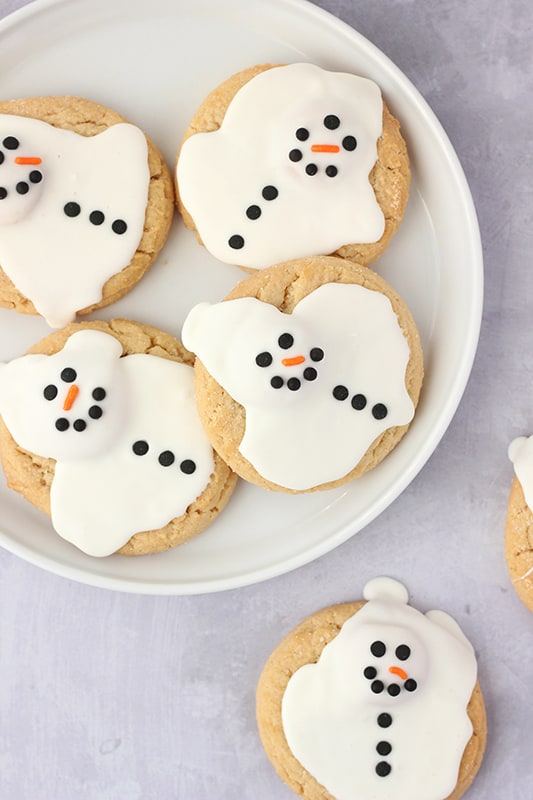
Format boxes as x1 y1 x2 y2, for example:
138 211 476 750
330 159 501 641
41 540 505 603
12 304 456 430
1 0 532 798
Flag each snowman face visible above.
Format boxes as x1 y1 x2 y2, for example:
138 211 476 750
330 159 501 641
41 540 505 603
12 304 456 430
40 362 111 440
254 329 325 393
282 112 359 182
0 132 45 224
357 625 427 705
0 330 126 462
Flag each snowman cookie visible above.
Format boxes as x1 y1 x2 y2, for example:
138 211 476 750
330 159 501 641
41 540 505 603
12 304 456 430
256 577 486 800
505 436 533 611
182 256 423 493
176 63 409 270
0 319 237 557
0 96 174 328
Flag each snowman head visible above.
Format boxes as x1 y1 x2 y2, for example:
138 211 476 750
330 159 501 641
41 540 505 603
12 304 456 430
253 328 326 394
0 128 45 224
0 330 127 462
277 108 361 185
183 297 331 408
355 623 427 706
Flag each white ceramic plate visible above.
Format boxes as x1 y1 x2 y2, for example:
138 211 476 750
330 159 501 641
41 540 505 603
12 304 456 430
0 0 482 594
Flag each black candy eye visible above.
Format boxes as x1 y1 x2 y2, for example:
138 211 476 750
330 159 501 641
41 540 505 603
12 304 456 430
180 459 196 475
255 352 272 367
324 115 340 130
43 384 58 401
60 367 77 383
342 135 357 151
3 136 19 150
278 333 294 349
310 347 324 362
228 234 245 249
370 641 386 657
296 127 309 141
395 644 411 661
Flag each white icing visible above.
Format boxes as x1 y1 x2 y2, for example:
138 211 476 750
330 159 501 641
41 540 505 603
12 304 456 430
0 116 150 327
177 63 384 268
182 283 414 490
509 434 533 511
0 331 214 556
0 330 126 461
364 575 409 604
281 577 477 800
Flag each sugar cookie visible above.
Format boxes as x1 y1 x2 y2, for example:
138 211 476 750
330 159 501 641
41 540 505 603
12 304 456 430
0 319 237 557
256 577 486 800
506 435 533 611
176 63 409 270
0 96 174 328
182 256 423 492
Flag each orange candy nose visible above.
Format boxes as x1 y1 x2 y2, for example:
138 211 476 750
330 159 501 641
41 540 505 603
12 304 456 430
310 144 340 153
389 666 408 681
281 355 305 367
15 156 42 165
63 385 79 411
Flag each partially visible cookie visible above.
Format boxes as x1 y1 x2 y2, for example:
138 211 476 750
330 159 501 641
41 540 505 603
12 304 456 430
0 96 174 328
176 62 409 270
506 436 533 611
256 577 486 800
182 255 423 493
0 319 237 557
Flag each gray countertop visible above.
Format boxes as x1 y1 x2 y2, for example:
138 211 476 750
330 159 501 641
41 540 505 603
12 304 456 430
0 0 532 798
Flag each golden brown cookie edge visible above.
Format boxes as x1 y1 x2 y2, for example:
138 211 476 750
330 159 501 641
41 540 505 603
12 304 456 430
504 475 533 612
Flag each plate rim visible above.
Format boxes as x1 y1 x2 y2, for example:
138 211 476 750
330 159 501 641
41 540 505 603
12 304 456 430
0 0 483 594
